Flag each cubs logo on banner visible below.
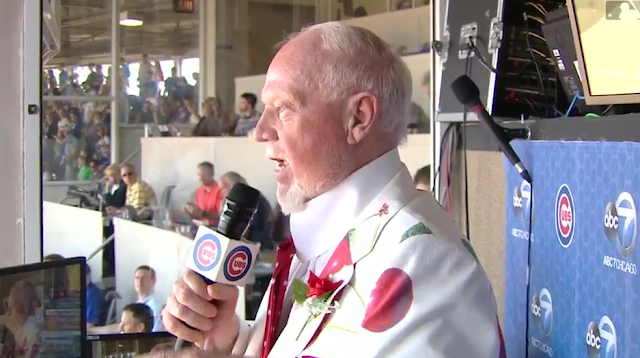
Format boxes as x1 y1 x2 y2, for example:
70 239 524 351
603 191 637 275
193 234 222 271
586 315 617 358
223 246 253 281
555 184 575 248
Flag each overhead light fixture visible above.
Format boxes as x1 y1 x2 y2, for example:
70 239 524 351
119 11 144 27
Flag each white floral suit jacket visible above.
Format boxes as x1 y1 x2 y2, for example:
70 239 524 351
232 167 506 358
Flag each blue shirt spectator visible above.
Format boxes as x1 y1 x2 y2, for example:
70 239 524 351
138 294 163 331
85 268 105 327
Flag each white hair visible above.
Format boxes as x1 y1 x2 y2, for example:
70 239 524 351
285 22 413 142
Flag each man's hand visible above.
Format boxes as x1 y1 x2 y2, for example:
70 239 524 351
163 271 240 353
105 206 118 215
183 204 203 219
137 345 245 358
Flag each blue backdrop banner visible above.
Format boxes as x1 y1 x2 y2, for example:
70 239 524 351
504 141 640 358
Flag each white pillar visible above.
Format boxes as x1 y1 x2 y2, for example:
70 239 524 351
174 56 182 77
199 0 217 107
1 0 41 266
110 0 121 163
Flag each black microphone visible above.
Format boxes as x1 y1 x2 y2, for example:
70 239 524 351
175 182 261 350
451 75 532 184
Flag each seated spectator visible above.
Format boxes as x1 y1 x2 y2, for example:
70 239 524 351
77 156 93 181
219 171 273 249
43 253 65 262
229 93 260 136
107 164 156 220
119 303 154 334
103 163 127 208
191 97 224 137
413 165 431 191
85 266 105 330
97 145 110 168
183 162 224 226
133 266 163 332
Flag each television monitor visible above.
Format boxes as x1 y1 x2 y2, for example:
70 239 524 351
0 257 87 358
567 0 640 105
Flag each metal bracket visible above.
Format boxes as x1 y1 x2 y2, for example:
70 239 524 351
503 126 531 141
487 18 503 55
433 28 451 64
458 23 478 59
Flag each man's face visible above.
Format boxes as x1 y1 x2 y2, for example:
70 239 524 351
119 311 144 333
121 168 136 185
416 182 430 192
106 170 120 183
196 166 214 184
422 84 430 98
237 97 251 113
6 285 22 318
134 269 155 295
255 37 351 213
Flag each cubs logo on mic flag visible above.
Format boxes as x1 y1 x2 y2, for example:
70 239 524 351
504 141 640 358
186 225 260 286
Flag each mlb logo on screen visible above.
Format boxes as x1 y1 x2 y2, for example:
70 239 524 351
606 1 640 20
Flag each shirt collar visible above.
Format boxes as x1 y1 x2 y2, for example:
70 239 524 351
290 148 403 262
138 293 155 304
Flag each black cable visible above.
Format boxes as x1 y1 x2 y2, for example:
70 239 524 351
446 125 459 212
524 182 534 358
432 124 455 194
462 48 472 242
523 12 549 116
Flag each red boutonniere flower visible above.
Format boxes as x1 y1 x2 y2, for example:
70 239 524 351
292 272 344 340
306 272 343 299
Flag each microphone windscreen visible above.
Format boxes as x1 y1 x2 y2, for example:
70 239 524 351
451 75 481 106
226 183 261 208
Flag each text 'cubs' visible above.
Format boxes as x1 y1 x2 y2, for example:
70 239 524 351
555 184 575 248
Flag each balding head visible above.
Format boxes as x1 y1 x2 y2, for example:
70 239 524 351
271 23 412 138
254 23 412 214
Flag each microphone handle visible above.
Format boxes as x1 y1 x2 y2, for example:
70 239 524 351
471 103 532 183
175 209 256 351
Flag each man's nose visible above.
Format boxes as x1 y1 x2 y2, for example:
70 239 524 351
252 111 277 142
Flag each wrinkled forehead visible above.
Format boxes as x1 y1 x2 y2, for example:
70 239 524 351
263 40 321 104
262 64 311 105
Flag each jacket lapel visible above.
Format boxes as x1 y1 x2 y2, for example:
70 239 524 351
349 167 418 265
246 257 305 356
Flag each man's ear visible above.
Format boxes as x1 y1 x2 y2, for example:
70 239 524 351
345 92 378 145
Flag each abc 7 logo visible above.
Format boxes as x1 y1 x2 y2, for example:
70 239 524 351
530 289 552 338
586 317 617 358
603 192 638 257
513 181 533 223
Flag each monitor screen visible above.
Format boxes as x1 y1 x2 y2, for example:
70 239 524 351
0 258 86 358
568 0 640 104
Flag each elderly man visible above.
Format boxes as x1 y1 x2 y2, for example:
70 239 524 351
156 23 504 358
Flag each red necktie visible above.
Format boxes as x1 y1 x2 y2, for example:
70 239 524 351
261 236 296 358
